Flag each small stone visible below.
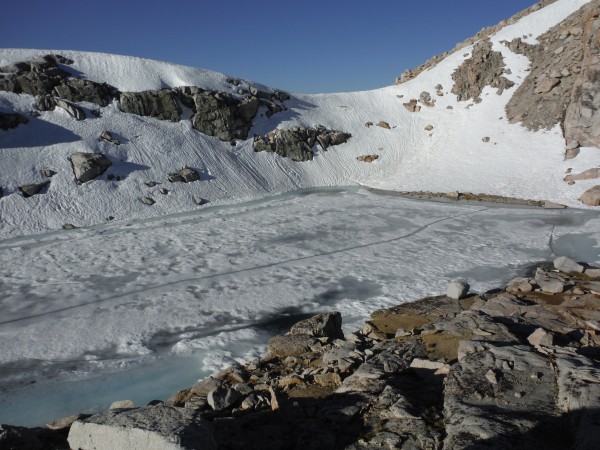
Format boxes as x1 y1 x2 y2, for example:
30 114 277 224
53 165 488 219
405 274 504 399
141 196 155 206
365 121 373 128
485 369 499 385
482 136 491 143
47 414 88 430
193 196 208 206
424 124 434 131
62 223 76 229
376 121 391 129
42 169 57 178
527 328 553 349
572 287 585 295
584 268 600 278
447 279 470 300
109 400 135 409
159 187 169 195
580 186 600 206
145 181 158 187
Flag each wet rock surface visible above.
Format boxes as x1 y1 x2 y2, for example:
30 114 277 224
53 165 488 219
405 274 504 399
6 259 595 449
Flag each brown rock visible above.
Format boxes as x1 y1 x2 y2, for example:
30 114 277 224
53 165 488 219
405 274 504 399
580 185 600 206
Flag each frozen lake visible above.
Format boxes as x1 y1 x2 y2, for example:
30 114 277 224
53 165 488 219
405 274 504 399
1 187 599 426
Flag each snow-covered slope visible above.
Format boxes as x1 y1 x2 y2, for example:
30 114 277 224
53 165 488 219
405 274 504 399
0 0 598 239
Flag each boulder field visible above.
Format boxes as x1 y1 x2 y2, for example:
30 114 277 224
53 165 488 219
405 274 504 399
4 257 599 449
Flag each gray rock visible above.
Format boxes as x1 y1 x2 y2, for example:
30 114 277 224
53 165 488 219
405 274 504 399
36 95 56 111
67 405 216 450
100 130 120 145
207 387 240 411
0 111 29 130
535 276 565 294
290 311 343 339
120 90 181 122
19 180 50 198
47 413 89 430
580 185 600 206
55 98 86 120
53 78 114 107
42 168 57 178
141 196 155 206
253 126 351 162
193 196 208 206
70 152 112 183
446 279 470 300
444 343 558 449
188 90 259 141
554 256 584 273
507 277 534 294
167 167 200 183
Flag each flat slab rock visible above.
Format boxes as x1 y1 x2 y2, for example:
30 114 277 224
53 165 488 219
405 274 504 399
68 405 215 450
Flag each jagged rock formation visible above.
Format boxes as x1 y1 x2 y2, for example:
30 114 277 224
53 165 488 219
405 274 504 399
178 88 260 141
119 90 181 122
506 1 600 149
69 152 112 183
395 0 560 84
253 126 352 162
451 39 515 101
18 181 50 198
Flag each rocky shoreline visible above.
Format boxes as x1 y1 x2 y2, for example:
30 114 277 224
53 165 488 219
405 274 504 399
3 257 600 449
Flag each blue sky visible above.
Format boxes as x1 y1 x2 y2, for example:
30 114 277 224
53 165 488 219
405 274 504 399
1 0 535 93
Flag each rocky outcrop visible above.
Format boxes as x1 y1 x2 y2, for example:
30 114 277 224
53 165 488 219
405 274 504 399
564 4 600 148
451 39 515 101
253 126 351 162
506 1 599 152
564 167 600 182
188 90 259 141
395 1 560 84
70 152 112 183
0 54 72 97
68 406 215 450
53 78 115 107
0 111 28 130
119 90 181 122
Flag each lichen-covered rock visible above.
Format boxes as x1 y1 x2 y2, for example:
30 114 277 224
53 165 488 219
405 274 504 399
119 90 181 122
451 39 515 101
70 152 112 183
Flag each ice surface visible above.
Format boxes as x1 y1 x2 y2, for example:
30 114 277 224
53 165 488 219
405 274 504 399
0 188 599 426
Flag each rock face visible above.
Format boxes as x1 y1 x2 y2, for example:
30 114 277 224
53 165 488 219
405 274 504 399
185 89 260 141
119 90 181 122
67 406 216 450
54 78 115 107
0 111 28 130
70 152 112 183
451 39 515 101
564 4 600 148
253 126 351 162
506 1 600 152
